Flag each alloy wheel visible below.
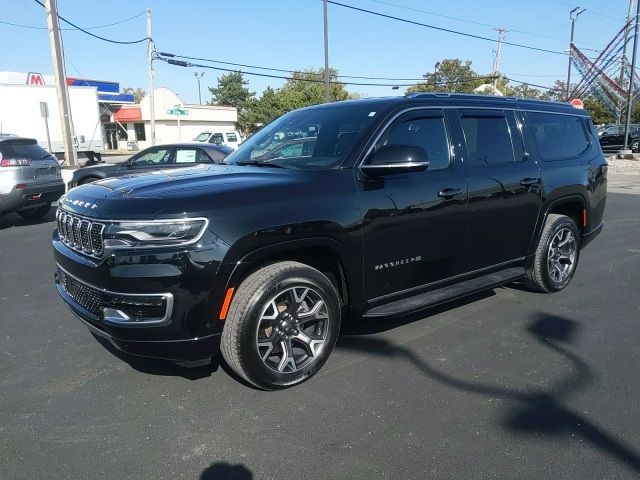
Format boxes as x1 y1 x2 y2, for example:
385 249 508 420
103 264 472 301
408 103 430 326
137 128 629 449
547 227 577 283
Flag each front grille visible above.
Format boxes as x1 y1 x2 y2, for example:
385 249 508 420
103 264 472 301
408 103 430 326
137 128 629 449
56 267 102 316
56 266 170 323
56 209 104 257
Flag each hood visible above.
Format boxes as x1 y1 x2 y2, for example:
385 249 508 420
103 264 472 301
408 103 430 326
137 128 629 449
61 164 313 219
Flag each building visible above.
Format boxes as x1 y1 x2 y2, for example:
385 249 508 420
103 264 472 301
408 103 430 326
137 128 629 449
0 71 238 155
111 87 238 151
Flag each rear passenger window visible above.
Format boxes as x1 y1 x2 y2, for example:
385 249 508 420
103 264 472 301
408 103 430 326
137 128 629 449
526 112 589 160
226 132 238 142
377 115 450 170
461 115 515 166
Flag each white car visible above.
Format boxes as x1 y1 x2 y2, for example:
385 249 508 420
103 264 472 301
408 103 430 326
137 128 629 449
193 130 243 150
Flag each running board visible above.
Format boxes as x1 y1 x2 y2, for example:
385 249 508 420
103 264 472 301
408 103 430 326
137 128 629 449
363 267 525 318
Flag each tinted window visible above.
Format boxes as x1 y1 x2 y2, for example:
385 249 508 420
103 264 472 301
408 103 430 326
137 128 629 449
226 132 238 142
375 116 450 170
130 147 172 166
461 115 515 166
134 123 146 141
526 112 589 160
0 141 52 160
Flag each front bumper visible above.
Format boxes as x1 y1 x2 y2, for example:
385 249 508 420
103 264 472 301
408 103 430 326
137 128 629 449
52 227 231 362
0 181 65 213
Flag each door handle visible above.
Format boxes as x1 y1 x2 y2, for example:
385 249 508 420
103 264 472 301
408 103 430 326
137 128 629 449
437 187 463 198
520 177 540 186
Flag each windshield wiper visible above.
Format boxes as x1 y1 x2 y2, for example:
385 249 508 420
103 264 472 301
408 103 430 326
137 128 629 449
234 160 288 169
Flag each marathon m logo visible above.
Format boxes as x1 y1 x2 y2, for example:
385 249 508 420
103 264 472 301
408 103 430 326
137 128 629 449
26 72 45 86
374 256 422 271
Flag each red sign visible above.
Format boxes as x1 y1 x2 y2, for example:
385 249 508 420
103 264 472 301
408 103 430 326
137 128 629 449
569 98 584 109
26 72 45 86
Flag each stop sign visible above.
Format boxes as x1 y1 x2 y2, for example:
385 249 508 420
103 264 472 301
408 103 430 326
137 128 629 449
569 98 584 109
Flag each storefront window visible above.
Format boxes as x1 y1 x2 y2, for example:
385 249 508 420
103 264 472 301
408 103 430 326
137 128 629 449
134 123 146 141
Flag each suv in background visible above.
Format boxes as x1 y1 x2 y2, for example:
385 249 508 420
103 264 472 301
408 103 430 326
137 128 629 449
53 94 607 389
193 130 243 150
598 123 640 152
68 142 233 188
0 136 64 218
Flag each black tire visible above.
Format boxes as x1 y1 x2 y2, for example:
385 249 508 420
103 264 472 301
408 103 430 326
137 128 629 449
220 261 341 390
79 176 101 186
16 202 51 219
632 140 639 153
524 214 581 293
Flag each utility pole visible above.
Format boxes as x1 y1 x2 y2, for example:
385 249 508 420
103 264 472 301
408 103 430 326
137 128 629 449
147 9 156 146
623 0 640 150
492 27 508 89
44 0 77 166
194 72 205 105
618 0 635 122
323 0 330 102
566 6 586 101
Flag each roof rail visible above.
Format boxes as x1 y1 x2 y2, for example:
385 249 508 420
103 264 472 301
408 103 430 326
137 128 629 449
407 92 519 102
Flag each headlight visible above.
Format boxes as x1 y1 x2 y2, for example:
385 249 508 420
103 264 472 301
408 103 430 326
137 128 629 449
103 218 208 249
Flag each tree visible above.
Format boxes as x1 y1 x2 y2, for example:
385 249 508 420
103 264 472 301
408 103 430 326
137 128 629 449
122 87 146 103
583 97 614 124
406 59 486 94
505 83 545 99
208 71 256 133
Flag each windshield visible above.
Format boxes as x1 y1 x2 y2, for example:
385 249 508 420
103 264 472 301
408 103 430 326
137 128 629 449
193 132 211 141
224 105 380 169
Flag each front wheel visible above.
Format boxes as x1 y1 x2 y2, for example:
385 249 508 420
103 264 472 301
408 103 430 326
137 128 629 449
631 139 639 153
524 214 580 293
220 261 341 390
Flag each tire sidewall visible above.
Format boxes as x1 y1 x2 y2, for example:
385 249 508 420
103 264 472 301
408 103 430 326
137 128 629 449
235 269 341 389
541 217 581 291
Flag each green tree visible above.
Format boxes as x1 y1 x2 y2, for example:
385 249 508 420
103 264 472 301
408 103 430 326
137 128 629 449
583 97 614 124
208 71 256 133
406 59 486 94
505 83 545 99
122 87 146 103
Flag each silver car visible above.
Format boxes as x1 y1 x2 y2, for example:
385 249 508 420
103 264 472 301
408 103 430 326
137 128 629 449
0 135 65 219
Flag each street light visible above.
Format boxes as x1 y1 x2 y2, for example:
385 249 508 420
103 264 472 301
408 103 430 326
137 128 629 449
566 6 586 101
194 72 205 105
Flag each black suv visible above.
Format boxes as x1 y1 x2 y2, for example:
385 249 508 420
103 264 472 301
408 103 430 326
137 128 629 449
598 123 640 152
53 94 607 389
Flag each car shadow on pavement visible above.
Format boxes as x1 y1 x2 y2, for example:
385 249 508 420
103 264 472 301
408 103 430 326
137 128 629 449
337 312 640 474
92 334 219 381
0 209 57 231
200 462 253 480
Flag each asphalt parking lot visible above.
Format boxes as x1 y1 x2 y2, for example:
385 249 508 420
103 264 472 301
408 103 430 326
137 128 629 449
1 175 639 480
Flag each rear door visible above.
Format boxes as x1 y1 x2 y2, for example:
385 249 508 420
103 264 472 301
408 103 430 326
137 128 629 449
172 146 218 166
599 125 623 149
454 108 542 270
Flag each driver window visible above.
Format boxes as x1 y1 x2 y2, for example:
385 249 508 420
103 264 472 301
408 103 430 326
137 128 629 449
130 147 172 166
374 115 450 170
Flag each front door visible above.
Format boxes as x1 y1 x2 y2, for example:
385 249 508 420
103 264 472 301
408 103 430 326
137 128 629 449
453 109 542 270
359 108 468 300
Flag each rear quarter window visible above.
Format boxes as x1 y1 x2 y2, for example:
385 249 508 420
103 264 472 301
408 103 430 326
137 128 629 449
525 112 590 161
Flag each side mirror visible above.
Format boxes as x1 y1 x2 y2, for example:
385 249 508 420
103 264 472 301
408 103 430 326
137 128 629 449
360 145 429 177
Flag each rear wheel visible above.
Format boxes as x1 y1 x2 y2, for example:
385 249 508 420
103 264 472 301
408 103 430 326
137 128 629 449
16 202 51 220
631 139 639 153
220 261 341 390
524 214 580 293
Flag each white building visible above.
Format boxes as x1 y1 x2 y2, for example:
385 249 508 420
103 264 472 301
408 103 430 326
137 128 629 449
112 87 238 151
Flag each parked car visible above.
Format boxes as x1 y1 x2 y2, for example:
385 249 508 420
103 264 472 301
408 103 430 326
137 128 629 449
53 94 607 389
0 135 64 218
598 123 640 152
253 137 317 161
193 131 243 150
68 142 233 188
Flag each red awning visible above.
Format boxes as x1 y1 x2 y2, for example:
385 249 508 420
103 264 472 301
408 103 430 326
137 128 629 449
113 106 142 122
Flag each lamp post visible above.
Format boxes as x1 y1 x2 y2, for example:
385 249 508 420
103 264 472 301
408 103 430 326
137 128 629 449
194 72 205 105
623 0 640 150
566 6 586 101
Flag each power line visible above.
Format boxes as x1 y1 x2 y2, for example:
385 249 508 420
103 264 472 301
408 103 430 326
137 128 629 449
32 0 148 44
363 0 604 50
326 0 570 56
154 52 560 91
0 11 145 30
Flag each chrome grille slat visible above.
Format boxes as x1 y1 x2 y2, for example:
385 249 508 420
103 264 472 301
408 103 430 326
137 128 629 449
57 209 105 258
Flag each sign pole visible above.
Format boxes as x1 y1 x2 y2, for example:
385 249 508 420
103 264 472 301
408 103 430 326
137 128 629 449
40 102 52 153
623 0 640 151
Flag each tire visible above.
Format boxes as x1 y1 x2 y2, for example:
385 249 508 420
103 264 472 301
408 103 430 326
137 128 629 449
523 214 580 293
79 176 101 186
16 202 51 220
632 140 639 153
220 261 341 390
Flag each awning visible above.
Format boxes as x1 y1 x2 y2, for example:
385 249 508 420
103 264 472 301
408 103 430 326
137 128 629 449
113 106 142 122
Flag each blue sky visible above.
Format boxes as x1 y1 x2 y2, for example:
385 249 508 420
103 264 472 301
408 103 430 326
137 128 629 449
0 0 633 103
